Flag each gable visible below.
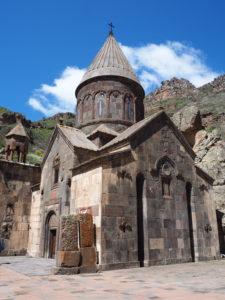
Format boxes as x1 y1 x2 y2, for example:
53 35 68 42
41 127 75 168
101 111 195 160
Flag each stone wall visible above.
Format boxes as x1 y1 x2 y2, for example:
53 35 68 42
27 188 42 257
98 118 219 270
71 166 102 261
39 131 77 257
0 160 41 255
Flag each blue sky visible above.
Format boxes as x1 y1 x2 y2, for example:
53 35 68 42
0 0 225 121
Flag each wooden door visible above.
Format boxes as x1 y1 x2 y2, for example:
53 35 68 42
49 229 56 258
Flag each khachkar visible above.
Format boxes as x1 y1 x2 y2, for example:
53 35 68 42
5 121 29 163
54 214 96 275
75 30 145 135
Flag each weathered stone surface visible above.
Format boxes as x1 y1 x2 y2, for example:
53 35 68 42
0 160 41 256
195 131 225 213
80 247 96 266
79 214 94 248
172 105 202 146
80 265 97 273
145 77 196 106
53 266 80 275
56 251 80 267
60 215 78 251
193 130 208 152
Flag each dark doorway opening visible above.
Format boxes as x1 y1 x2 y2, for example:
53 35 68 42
186 182 195 262
136 173 145 267
49 229 57 258
44 211 57 258
216 210 225 254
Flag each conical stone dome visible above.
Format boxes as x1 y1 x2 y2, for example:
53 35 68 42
78 33 140 88
75 32 145 135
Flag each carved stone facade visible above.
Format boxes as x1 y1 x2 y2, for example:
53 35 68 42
70 114 219 269
76 79 144 134
0 32 221 273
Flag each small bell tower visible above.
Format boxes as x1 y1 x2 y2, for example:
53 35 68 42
5 121 29 163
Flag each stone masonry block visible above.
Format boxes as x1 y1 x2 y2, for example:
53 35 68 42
149 238 164 250
53 266 80 275
60 215 78 251
78 213 94 248
56 251 81 267
80 247 96 266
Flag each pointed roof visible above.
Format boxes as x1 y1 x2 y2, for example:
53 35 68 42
87 124 119 139
6 122 28 138
42 124 98 166
76 33 143 96
59 125 98 151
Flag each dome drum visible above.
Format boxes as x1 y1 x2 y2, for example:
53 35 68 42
76 78 144 132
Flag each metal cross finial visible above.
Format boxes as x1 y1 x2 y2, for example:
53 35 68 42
108 22 114 35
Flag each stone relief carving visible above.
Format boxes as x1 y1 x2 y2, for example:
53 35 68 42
117 170 132 181
0 203 14 239
119 217 132 232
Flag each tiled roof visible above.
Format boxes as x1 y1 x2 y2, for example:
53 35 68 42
87 124 119 138
6 122 28 138
59 125 98 151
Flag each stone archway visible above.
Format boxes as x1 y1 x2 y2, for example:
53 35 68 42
45 211 57 258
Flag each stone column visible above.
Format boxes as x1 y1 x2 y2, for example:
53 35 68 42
78 213 97 273
54 215 80 274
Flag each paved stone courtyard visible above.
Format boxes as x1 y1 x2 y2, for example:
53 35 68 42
0 257 225 299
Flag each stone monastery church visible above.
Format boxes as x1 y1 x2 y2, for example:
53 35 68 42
0 30 220 272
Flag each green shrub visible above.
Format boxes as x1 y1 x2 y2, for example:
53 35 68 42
34 149 44 157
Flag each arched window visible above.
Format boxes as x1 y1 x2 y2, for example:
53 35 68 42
125 95 133 121
95 91 105 118
53 155 60 185
156 157 175 197
128 100 132 120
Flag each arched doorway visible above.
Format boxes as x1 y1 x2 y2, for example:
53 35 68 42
45 212 57 258
186 182 195 262
136 173 145 267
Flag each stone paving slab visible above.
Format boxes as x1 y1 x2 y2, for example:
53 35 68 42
0 256 55 276
0 257 225 299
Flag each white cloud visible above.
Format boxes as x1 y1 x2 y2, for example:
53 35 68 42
28 66 85 117
121 41 219 90
28 41 219 117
